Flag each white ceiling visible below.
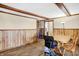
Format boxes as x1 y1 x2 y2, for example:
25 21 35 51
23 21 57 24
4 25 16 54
0 8 44 20
0 3 79 19
1 3 66 18
64 3 79 14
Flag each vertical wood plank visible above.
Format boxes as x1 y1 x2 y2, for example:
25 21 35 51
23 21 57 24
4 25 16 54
0 29 37 51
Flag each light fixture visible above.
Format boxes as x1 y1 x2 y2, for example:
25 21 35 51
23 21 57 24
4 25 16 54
60 22 65 24
61 21 65 35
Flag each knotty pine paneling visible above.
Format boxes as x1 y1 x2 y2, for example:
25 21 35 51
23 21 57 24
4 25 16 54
0 29 37 51
54 28 79 44
54 29 79 36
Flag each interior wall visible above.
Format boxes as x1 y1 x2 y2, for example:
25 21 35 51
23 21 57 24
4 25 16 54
0 13 36 29
0 30 37 51
54 15 79 29
54 15 79 45
0 12 37 51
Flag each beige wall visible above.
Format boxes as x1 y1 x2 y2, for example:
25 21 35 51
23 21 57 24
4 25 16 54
54 15 79 29
0 12 37 51
0 13 36 29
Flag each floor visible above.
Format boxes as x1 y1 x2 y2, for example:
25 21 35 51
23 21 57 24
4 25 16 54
0 39 79 56
0 40 44 56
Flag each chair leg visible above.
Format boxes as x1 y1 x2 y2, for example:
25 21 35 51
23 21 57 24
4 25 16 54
63 49 65 56
72 52 75 56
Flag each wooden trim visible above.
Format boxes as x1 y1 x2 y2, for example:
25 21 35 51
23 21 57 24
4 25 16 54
38 20 54 22
71 13 79 16
51 13 79 19
55 3 71 16
0 4 49 20
54 28 79 30
0 11 39 20
0 29 37 31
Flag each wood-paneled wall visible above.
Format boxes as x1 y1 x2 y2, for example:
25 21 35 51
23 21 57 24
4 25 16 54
54 29 79 35
54 28 79 44
0 29 37 51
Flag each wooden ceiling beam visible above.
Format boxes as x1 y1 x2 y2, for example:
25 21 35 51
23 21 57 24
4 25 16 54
0 4 49 20
0 10 39 20
55 3 71 16
51 13 79 19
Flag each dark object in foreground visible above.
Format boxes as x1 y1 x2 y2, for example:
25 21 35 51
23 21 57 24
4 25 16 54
44 36 63 56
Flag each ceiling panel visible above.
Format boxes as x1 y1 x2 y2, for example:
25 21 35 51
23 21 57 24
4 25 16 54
3 3 66 18
0 8 44 20
64 3 79 14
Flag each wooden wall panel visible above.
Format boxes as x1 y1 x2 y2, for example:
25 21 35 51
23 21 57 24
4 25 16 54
0 31 2 50
54 28 79 44
54 29 79 36
0 29 37 51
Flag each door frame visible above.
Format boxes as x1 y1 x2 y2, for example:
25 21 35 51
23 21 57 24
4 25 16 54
37 20 54 36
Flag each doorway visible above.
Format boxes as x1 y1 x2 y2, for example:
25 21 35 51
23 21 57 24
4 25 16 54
37 20 54 39
45 20 54 36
